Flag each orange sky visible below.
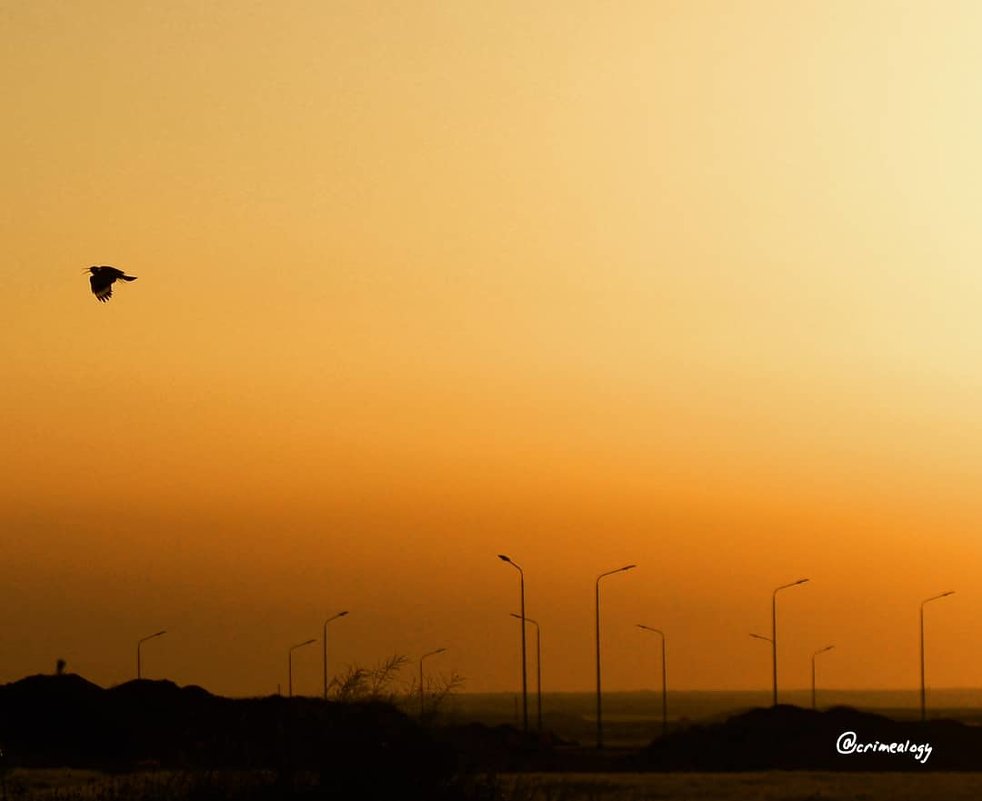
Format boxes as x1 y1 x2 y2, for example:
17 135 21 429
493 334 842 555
4 1 982 697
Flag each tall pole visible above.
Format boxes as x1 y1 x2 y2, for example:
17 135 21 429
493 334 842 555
498 555 528 732
535 620 541 731
595 564 636 749
322 610 349 700
288 638 316 697
512 613 542 731
920 591 954 721
637 625 667 736
136 630 167 680
811 645 834 709
418 647 446 719
750 632 773 702
771 578 809 706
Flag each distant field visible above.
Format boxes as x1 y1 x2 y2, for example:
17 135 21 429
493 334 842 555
9 769 982 801
502 772 982 801
3 769 283 801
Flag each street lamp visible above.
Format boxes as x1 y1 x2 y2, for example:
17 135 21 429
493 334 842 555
920 591 954 721
512 613 542 731
498 554 528 732
637 625 668 737
288 638 316 697
811 645 834 709
322 610 349 700
136 630 167 680
419 647 446 719
750 633 773 703
771 578 809 705
596 564 636 749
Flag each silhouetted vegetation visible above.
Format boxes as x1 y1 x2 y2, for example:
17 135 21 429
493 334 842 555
330 653 409 703
329 652 465 722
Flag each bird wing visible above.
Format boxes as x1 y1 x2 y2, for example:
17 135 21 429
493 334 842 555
89 273 113 302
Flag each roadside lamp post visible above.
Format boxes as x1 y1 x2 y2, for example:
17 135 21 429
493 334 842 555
750 632 773 701
498 554 528 732
419 647 446 719
322 610 348 700
811 645 834 709
595 564 636 749
136 630 167 680
771 579 809 705
288 638 316 697
920 591 954 721
512 613 543 731
637 625 668 736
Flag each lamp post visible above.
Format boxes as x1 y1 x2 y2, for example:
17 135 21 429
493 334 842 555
920 591 954 721
498 554 528 732
771 578 809 705
750 632 773 702
136 630 167 680
288 638 316 697
419 648 446 719
596 564 636 749
637 625 668 736
322 610 348 700
811 645 834 709
512 613 542 731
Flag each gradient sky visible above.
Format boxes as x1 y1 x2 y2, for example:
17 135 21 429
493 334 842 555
4 1 982 697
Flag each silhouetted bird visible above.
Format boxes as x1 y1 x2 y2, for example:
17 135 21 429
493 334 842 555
87 266 137 302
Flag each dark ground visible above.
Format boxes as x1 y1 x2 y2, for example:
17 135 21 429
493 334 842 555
3 674 982 800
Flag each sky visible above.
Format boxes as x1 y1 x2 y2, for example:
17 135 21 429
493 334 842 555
4 0 982 698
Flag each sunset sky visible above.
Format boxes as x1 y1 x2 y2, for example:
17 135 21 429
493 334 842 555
5 1 982 698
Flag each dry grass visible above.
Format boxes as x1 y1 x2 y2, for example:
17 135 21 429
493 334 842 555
499 772 982 801
6 769 982 801
2 768 280 801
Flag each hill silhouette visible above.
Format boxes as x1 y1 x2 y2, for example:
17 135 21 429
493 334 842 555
629 704 982 771
0 673 467 799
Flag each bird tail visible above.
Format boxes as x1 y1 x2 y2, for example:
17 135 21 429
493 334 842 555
120 275 137 281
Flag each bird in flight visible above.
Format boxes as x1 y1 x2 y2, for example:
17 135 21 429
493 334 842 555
86 266 137 302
